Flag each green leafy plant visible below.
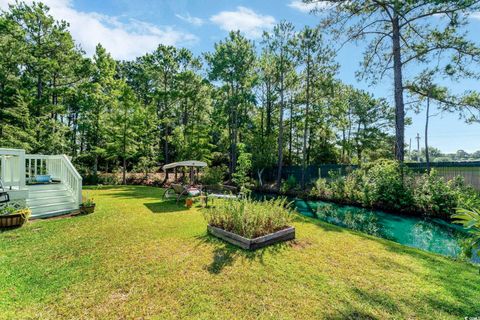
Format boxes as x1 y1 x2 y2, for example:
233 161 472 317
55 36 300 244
452 208 480 255
413 170 458 219
0 205 31 219
311 177 329 197
0 206 16 216
362 159 414 211
232 143 253 193
203 197 293 238
281 175 298 193
82 197 95 207
201 165 227 186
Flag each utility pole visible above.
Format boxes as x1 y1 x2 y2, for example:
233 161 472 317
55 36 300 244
415 133 421 162
409 138 412 160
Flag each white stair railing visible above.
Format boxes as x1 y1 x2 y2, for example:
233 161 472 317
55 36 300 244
26 154 82 207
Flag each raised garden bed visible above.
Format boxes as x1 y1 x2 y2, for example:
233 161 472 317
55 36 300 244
207 225 295 250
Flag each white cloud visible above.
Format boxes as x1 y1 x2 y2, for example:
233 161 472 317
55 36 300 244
288 0 330 13
210 6 275 39
471 12 480 19
0 0 198 60
176 13 204 26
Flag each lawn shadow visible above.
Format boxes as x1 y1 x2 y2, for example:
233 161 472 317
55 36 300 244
195 233 292 275
86 185 164 200
0 225 23 233
144 201 189 214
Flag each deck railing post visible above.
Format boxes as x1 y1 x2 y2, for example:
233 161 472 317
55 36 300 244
1 155 5 186
19 150 25 189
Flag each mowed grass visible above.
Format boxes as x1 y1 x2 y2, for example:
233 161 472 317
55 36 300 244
0 186 479 319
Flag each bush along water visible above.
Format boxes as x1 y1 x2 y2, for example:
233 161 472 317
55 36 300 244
310 159 480 220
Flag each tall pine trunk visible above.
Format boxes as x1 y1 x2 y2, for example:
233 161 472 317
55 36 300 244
392 15 405 163
289 98 293 164
276 57 285 189
301 54 310 188
122 107 128 185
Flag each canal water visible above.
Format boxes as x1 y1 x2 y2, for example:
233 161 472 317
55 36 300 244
256 193 479 263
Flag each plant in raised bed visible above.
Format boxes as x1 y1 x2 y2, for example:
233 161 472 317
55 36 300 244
203 197 295 250
79 197 96 215
0 205 31 229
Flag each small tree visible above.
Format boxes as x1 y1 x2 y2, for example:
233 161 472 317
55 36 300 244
232 143 252 193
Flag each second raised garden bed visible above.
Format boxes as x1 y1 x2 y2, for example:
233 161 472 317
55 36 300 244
207 225 295 250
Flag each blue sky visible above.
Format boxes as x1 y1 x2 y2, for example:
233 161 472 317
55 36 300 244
2 0 479 153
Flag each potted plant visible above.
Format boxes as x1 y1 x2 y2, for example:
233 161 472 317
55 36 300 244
185 198 194 208
79 197 96 215
0 205 31 229
202 197 295 250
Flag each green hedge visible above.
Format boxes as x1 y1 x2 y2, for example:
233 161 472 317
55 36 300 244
311 159 480 219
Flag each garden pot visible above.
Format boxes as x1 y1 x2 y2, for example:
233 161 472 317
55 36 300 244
80 204 95 215
185 198 193 208
207 225 295 250
0 214 27 229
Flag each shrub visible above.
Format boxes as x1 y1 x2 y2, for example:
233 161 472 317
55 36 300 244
362 159 414 212
201 165 227 186
450 176 480 209
312 177 329 197
327 170 346 201
413 170 458 219
232 143 253 192
83 173 120 185
281 175 298 193
203 197 293 238
343 169 366 204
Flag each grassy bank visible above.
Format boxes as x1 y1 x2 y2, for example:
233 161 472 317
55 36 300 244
0 186 479 319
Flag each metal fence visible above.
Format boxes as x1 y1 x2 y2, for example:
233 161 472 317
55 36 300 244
407 161 480 190
264 161 480 190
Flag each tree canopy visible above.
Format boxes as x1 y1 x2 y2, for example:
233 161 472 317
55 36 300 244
0 1 478 186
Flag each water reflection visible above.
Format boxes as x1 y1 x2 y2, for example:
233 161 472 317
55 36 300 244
316 203 386 239
299 200 474 262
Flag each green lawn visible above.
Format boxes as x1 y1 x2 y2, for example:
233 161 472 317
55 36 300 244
1 186 479 319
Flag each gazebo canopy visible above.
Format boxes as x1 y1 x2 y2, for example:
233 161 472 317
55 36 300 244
162 160 207 171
